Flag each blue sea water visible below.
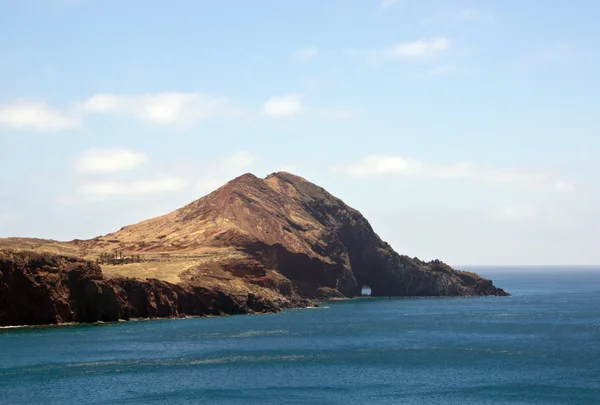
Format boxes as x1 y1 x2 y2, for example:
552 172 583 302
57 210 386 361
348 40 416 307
1 267 599 405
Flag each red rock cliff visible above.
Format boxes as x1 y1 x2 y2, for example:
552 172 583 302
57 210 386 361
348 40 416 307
0 251 298 327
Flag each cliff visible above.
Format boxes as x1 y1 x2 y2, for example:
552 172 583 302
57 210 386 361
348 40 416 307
0 250 303 327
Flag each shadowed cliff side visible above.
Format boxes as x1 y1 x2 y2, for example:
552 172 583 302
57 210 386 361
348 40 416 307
197 172 509 298
0 251 306 327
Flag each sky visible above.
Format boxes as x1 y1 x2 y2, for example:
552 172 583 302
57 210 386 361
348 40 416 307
1 0 599 265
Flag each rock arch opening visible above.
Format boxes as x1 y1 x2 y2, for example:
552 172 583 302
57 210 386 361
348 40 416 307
361 284 372 296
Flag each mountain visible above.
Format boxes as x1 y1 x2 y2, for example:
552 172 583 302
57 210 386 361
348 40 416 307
0 172 508 326
85 171 508 298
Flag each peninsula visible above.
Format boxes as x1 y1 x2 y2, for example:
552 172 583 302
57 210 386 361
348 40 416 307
0 172 509 326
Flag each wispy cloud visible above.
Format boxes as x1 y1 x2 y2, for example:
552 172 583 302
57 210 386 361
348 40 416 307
2 91 348 133
0 101 80 132
512 41 575 72
537 41 573 62
79 177 187 199
0 213 20 225
197 178 226 193
423 9 496 25
80 92 232 125
218 151 258 171
429 64 470 76
76 148 149 174
385 38 450 59
554 181 575 192
65 150 258 203
331 155 573 191
495 205 538 218
274 165 298 174
291 47 318 62
195 151 260 192
380 0 401 10
263 94 303 117
345 37 451 63
313 106 355 120
429 64 456 76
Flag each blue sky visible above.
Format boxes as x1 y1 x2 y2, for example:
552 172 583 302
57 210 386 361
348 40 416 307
1 0 599 265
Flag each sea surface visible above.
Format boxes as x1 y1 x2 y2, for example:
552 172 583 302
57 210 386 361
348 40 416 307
1 267 599 404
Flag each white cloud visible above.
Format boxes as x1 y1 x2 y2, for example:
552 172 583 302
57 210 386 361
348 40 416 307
219 151 258 171
2 92 343 132
314 107 354 120
342 48 366 58
76 148 149 173
345 38 451 63
0 213 19 224
79 177 187 199
554 181 575 191
384 38 450 59
424 9 495 25
429 64 458 76
459 9 494 22
513 41 575 72
194 151 259 194
496 205 538 218
67 150 257 202
0 101 80 132
332 155 573 190
335 156 423 176
80 92 231 125
197 178 226 192
380 0 401 10
263 94 303 117
292 47 318 62
274 165 298 174
538 41 573 62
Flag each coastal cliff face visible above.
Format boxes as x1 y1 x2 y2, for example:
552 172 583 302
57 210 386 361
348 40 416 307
235 172 509 298
0 251 299 327
0 171 508 326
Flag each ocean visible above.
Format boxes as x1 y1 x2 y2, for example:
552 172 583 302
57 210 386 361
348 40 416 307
1 267 599 404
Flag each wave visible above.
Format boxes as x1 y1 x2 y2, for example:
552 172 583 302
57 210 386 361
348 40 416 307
230 329 288 338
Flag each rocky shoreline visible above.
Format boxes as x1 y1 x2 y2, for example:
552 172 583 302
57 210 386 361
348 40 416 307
0 249 510 328
0 251 309 327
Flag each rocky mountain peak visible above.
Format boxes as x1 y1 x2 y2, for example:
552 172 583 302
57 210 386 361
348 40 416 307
88 172 508 298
